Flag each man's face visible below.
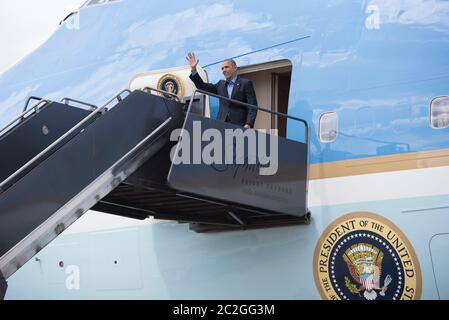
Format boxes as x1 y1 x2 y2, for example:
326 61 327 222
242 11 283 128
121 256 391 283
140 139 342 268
221 61 237 81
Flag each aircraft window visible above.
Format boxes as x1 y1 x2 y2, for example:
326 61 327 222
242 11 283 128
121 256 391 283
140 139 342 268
430 96 449 129
84 0 120 7
319 112 339 143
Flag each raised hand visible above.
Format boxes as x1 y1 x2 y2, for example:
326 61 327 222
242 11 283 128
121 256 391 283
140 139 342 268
186 52 199 72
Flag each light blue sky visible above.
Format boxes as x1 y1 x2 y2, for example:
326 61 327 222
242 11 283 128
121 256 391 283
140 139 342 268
0 0 85 74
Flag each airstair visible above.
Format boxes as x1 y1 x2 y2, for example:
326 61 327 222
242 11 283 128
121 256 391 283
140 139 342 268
0 87 309 299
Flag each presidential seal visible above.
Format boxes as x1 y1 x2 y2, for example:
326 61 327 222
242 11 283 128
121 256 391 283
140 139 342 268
313 212 421 300
157 74 185 100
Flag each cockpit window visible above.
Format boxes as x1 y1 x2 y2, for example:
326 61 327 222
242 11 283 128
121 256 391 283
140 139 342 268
83 0 121 8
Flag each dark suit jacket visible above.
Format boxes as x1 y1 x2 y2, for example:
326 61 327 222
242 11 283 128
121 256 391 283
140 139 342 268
189 72 258 127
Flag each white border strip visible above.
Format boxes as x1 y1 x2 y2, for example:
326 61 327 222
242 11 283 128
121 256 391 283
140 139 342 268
62 166 449 235
308 165 449 207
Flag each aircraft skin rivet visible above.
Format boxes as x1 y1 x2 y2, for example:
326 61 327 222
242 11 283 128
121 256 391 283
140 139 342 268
42 125 49 135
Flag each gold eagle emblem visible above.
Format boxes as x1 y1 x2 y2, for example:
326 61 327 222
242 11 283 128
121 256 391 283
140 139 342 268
343 243 392 300
157 74 185 100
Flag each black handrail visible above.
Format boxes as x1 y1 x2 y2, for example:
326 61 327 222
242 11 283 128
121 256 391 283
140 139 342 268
0 99 51 138
0 89 131 193
187 89 309 144
142 86 181 102
23 96 45 113
61 97 98 111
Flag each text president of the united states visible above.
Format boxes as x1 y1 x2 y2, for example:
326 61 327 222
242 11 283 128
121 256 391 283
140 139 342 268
187 52 258 129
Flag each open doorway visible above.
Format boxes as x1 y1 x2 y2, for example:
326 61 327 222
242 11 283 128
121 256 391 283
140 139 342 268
238 59 292 137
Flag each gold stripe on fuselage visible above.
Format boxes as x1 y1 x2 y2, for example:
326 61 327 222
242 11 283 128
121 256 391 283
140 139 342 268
309 148 449 180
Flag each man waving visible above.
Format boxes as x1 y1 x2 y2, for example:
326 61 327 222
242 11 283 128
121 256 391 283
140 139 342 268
187 52 258 129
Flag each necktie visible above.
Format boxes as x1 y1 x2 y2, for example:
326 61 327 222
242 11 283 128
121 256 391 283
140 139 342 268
226 80 233 97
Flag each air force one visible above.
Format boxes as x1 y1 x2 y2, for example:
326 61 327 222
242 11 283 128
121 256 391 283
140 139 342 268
0 0 448 300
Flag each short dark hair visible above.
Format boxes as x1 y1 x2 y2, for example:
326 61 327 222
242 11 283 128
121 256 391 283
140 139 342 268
223 59 237 67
